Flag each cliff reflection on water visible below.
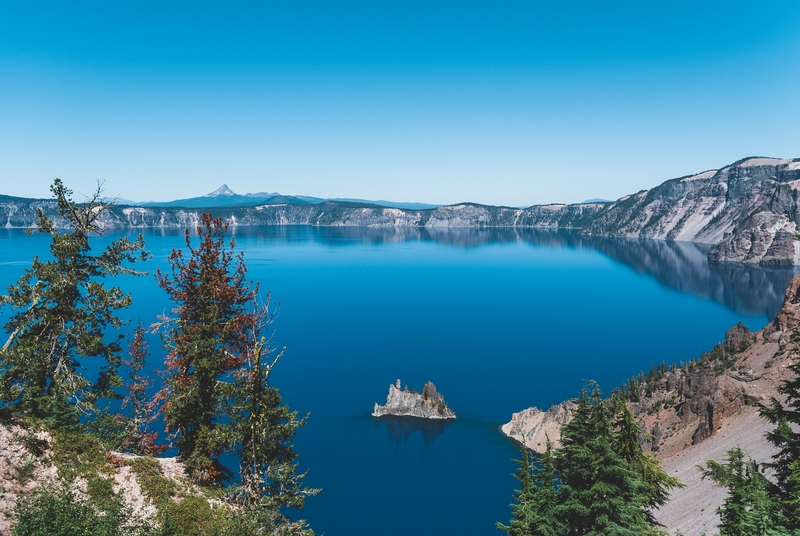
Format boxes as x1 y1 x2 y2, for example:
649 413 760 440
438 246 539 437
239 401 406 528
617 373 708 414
374 415 452 444
225 226 796 320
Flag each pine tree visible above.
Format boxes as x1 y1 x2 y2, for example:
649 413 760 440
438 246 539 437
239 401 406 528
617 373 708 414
225 306 319 533
760 349 800 531
611 395 682 528
702 447 783 536
530 437 563 536
555 384 651 535
499 436 562 536
0 179 149 421
498 444 535 536
156 213 259 483
121 322 165 455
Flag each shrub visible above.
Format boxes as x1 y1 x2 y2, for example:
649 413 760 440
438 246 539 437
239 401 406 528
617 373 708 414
128 457 176 505
12 483 137 536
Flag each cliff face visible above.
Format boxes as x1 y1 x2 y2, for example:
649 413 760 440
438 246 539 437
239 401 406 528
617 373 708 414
6 156 800 263
501 274 800 534
586 158 800 264
373 380 456 419
0 198 606 231
500 401 575 453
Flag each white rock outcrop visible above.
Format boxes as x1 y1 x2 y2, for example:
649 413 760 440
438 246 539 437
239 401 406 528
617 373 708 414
500 401 576 453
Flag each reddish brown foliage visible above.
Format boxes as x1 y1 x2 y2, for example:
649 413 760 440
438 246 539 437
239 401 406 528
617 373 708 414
155 213 259 482
122 323 167 456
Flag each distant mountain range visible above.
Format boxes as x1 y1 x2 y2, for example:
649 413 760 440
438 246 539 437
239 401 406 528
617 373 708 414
129 184 440 211
3 156 800 265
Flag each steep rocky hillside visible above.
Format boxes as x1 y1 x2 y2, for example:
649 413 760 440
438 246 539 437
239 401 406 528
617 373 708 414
586 157 800 265
0 422 245 535
503 273 800 535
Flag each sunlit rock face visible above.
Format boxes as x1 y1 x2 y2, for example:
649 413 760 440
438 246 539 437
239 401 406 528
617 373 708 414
373 380 456 420
501 401 576 454
584 158 800 265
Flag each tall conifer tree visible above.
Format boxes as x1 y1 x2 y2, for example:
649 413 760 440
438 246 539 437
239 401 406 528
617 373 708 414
0 179 148 421
555 385 651 535
498 444 536 536
225 307 319 533
530 437 562 536
702 447 784 536
760 352 800 530
612 396 682 528
499 437 562 536
157 213 258 482
121 323 165 455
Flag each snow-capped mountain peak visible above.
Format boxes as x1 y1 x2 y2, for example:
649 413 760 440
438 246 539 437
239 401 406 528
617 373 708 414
205 184 237 197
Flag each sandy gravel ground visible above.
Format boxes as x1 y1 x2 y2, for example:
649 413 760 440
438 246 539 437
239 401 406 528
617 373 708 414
655 406 776 536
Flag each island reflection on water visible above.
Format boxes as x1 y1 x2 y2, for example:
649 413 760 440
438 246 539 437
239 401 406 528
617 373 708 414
374 415 453 444
216 225 796 320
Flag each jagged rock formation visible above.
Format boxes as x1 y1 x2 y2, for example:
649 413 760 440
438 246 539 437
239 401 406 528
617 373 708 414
500 401 576 453
372 379 456 419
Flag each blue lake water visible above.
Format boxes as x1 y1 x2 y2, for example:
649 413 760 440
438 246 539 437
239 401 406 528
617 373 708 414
0 226 794 535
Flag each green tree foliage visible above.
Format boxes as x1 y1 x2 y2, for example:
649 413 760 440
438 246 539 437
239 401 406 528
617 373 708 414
531 438 561 536
500 384 679 536
121 323 166 455
760 350 800 531
157 213 260 483
12 482 144 536
708 337 800 535
224 306 319 533
611 395 682 526
514 437 562 536
702 448 787 536
0 179 149 421
555 384 653 535
498 443 536 536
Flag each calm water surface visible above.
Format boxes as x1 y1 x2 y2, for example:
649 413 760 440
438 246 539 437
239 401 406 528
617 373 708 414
0 227 793 535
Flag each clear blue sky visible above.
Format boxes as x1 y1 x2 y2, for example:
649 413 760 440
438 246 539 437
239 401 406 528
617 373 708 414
1 1 799 206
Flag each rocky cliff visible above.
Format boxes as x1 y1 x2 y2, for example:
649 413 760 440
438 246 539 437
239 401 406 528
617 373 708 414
500 401 575 453
586 157 800 264
6 156 800 263
501 275 798 455
501 273 800 534
373 380 456 419
0 197 605 231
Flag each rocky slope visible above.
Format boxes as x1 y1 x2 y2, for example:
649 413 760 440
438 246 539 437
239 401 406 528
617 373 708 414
373 380 456 419
0 423 199 534
586 157 800 265
502 273 800 534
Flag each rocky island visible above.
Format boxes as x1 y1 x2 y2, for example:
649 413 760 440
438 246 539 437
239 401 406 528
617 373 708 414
373 379 456 419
